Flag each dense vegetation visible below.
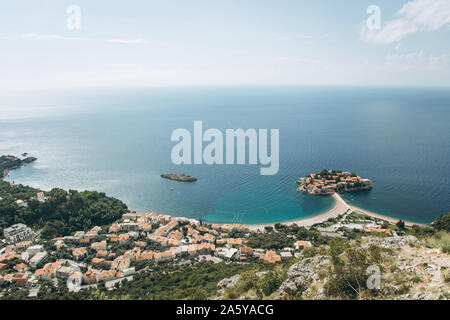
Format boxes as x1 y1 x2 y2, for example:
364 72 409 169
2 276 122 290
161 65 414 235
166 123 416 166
224 268 288 299
3 262 276 300
324 238 389 299
246 230 295 249
431 212 450 232
0 180 128 239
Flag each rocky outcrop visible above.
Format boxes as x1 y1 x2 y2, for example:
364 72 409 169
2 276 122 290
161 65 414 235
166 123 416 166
160 173 197 182
216 274 241 298
0 155 37 179
365 235 419 249
279 255 330 298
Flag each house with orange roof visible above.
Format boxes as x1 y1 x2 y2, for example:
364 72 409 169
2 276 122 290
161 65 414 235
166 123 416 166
91 240 107 251
90 226 102 234
363 226 392 236
227 238 245 245
79 238 90 245
154 250 174 262
144 212 156 219
83 269 99 284
13 263 28 272
135 241 147 248
5 273 27 286
15 241 32 249
16 278 30 287
168 230 183 240
112 256 130 271
97 269 116 282
295 241 312 250
239 246 253 256
118 233 129 244
203 233 215 243
131 247 141 259
199 242 215 254
109 236 120 243
34 261 63 280
221 224 234 232
91 258 104 265
97 250 108 257
122 212 140 220
255 250 282 263
72 247 87 260
138 251 154 260
109 224 120 233
0 251 20 262
141 223 152 232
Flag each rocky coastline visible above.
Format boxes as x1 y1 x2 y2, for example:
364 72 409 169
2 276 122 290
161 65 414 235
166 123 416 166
0 155 37 179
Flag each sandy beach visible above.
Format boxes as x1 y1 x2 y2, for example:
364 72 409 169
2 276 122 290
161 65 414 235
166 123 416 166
248 193 424 231
248 193 351 231
348 205 424 227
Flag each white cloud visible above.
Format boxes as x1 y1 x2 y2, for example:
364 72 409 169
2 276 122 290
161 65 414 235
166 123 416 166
386 51 450 71
106 39 151 45
1 33 151 45
2 33 88 41
360 0 450 45
275 57 308 63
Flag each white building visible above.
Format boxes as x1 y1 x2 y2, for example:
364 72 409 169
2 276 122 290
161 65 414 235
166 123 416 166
4 223 35 243
36 192 47 203
27 245 44 258
215 248 238 260
15 199 28 208
29 251 49 268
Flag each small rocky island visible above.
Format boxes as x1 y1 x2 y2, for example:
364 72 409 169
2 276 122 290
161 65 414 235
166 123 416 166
297 169 372 195
161 173 197 182
0 155 37 179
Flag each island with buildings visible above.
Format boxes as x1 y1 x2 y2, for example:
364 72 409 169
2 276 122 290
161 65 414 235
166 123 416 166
297 169 373 196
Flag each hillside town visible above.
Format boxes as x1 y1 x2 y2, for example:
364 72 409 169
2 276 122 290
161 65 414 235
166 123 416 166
0 188 408 298
0 209 277 296
297 169 373 195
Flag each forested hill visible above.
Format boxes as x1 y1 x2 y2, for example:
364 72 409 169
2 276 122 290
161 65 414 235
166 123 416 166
0 155 128 239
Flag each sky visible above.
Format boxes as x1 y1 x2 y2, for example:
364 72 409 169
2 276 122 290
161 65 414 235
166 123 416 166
0 0 450 92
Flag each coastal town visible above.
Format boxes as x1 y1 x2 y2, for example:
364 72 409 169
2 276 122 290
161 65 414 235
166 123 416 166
0 156 448 300
297 169 373 196
0 207 285 296
0 189 416 298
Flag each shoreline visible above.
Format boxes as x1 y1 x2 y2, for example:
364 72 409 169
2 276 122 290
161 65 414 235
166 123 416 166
1 159 427 230
348 204 425 227
247 193 425 231
248 193 351 231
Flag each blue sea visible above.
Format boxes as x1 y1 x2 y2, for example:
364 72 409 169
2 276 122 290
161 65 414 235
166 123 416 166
1 86 449 225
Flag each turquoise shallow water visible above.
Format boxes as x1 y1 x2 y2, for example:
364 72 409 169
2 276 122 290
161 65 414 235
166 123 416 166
1 86 449 225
